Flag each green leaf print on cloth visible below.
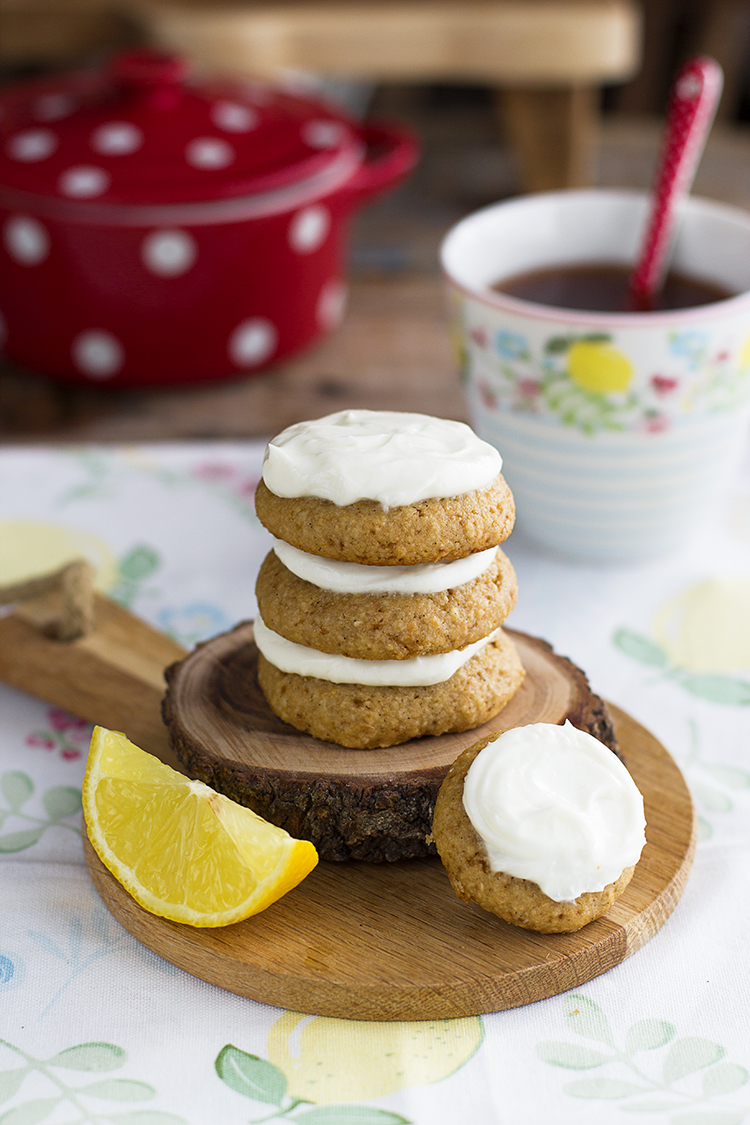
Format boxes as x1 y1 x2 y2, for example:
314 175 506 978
613 630 750 705
108 546 161 609
215 1045 410 1125
53 447 262 528
215 1014 483 1122
216 1046 288 1107
0 772 81 852
616 578 750 704
29 907 135 1020
678 719 750 840
538 995 748 1121
0 1038 187 1124
55 450 116 507
614 588 750 838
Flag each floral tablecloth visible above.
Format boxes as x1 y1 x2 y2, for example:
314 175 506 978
1 437 749 1125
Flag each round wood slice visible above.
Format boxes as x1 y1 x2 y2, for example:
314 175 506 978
162 625 619 861
84 703 695 1020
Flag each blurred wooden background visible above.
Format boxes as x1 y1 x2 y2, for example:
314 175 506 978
2 0 750 442
4 1 750 119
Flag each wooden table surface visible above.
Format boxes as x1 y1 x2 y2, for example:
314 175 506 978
0 273 461 444
3 109 750 446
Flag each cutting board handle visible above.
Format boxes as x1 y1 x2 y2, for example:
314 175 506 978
0 572 187 771
0 558 94 641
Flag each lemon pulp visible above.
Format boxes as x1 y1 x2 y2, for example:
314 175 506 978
83 726 318 927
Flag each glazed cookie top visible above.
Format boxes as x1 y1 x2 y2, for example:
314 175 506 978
463 722 646 902
262 409 502 507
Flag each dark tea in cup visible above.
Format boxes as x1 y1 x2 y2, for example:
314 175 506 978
493 263 733 312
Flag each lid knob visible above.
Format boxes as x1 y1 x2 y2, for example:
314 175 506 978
112 49 188 87
111 50 188 108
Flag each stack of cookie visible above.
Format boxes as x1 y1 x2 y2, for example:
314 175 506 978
253 409 525 749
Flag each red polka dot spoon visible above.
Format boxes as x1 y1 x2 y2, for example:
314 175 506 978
629 56 723 312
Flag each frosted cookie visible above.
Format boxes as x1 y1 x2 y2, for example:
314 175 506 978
255 410 514 565
255 627 525 749
431 722 646 933
255 546 518 660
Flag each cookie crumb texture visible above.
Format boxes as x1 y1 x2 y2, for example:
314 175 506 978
432 737 636 932
254 474 515 565
256 548 518 660
257 631 525 750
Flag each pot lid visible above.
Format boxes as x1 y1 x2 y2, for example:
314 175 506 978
0 50 360 206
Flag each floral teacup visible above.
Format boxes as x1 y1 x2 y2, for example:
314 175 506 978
441 189 750 561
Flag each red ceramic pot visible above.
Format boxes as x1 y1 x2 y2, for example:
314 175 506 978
0 50 418 387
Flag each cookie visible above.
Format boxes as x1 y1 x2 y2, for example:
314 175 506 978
256 629 525 749
254 474 515 566
431 726 644 933
255 547 518 660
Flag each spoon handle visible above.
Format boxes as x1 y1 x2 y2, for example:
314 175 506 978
629 56 723 310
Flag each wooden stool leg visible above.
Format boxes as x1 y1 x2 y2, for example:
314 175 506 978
495 85 598 193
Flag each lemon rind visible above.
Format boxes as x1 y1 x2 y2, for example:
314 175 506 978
83 727 318 928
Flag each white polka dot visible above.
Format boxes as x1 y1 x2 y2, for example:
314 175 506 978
33 93 76 121
185 137 234 170
317 278 348 330
302 120 345 149
91 121 143 156
7 128 57 162
228 318 277 367
59 166 110 199
141 229 197 277
3 215 50 266
210 101 259 133
289 205 330 254
72 330 124 379
676 73 702 101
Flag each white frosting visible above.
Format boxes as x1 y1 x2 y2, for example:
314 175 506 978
272 538 498 595
262 409 502 507
254 614 500 686
462 721 646 902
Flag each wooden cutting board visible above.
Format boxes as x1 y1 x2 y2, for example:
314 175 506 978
0 591 695 1020
84 703 694 1019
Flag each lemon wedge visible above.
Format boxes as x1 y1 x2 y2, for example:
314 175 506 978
83 726 318 927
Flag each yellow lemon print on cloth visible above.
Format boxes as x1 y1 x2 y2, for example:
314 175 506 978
0 520 118 591
567 340 633 395
739 332 750 371
653 578 750 672
267 1012 483 1103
